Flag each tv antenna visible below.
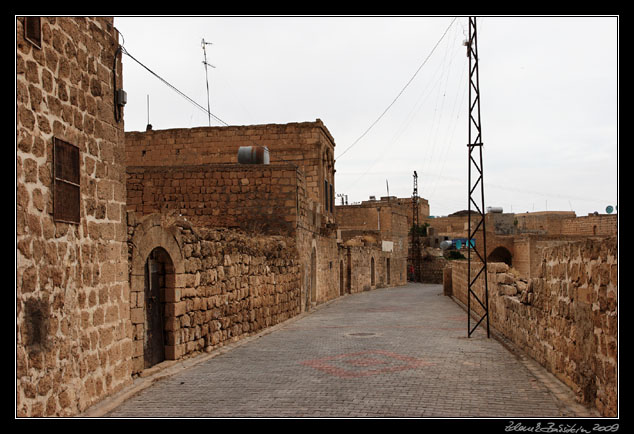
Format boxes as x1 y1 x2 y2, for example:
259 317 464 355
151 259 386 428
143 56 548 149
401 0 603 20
201 38 215 126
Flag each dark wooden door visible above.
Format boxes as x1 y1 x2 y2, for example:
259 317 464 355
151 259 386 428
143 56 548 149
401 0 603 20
144 254 165 368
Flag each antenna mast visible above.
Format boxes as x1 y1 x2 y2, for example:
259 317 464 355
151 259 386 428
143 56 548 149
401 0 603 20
201 38 215 126
466 17 490 338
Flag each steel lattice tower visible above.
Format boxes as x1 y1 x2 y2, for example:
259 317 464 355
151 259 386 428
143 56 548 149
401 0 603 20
411 171 421 282
466 17 490 338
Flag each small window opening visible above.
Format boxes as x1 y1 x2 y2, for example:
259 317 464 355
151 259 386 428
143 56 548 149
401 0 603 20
53 138 80 224
24 17 41 49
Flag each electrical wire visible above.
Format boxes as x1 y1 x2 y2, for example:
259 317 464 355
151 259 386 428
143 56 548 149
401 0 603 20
119 45 306 168
120 46 230 127
335 17 458 161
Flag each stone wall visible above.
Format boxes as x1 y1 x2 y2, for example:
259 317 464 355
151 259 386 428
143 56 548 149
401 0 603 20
560 214 617 237
125 120 336 224
419 253 447 284
126 163 303 236
127 213 301 374
16 17 132 416
448 237 617 416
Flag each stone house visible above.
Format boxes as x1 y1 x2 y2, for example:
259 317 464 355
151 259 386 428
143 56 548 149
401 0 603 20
16 16 133 416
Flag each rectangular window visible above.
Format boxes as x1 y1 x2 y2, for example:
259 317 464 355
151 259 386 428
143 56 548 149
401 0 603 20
330 183 334 212
324 180 329 212
24 17 41 49
53 138 80 224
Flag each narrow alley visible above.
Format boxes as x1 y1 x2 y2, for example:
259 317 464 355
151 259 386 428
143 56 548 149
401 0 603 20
92 283 597 418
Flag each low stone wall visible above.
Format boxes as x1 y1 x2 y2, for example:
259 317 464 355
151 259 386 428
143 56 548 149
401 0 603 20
448 237 617 416
127 214 301 374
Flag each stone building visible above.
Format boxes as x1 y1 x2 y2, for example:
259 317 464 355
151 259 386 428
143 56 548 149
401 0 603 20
123 121 413 374
335 196 409 293
425 209 618 279
124 120 339 311
16 17 133 416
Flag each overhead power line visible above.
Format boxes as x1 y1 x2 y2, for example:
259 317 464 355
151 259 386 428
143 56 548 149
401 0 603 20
120 46 229 127
335 17 458 160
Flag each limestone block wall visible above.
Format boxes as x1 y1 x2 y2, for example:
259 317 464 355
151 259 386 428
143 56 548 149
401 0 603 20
448 237 617 416
560 214 617 237
16 17 132 417
125 120 337 223
126 164 303 236
127 213 301 374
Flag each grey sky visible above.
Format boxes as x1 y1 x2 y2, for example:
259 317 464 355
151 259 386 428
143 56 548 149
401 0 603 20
114 16 618 217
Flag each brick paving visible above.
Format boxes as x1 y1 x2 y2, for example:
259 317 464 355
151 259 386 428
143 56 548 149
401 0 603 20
102 283 597 418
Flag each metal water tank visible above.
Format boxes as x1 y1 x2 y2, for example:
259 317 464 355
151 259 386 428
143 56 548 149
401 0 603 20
486 206 503 213
237 146 270 164
440 240 453 250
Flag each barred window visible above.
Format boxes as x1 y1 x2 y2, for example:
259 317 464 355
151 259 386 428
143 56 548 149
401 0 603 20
53 138 80 224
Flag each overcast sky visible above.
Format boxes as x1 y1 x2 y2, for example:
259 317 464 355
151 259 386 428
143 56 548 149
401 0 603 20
114 16 618 217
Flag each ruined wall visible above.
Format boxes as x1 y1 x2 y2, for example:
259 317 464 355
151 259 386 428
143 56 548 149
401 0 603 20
16 17 132 416
126 164 303 236
448 237 618 417
127 214 301 373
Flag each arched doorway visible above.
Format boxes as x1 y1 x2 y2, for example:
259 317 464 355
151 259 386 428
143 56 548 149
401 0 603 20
488 246 513 267
144 247 173 368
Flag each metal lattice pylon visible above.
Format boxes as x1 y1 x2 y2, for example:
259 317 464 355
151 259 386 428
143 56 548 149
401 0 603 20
411 171 421 282
466 17 490 338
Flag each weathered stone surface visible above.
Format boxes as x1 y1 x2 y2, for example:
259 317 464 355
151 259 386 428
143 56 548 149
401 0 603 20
449 237 617 417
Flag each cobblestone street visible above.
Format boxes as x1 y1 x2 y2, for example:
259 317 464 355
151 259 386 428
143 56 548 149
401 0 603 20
97 283 598 418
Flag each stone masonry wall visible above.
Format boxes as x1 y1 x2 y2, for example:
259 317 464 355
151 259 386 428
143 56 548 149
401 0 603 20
16 17 132 417
126 164 303 236
560 214 617 237
448 237 617 416
127 214 301 374
125 120 336 224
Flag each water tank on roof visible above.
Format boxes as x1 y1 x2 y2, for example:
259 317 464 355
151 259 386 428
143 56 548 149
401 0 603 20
486 206 503 213
238 146 270 164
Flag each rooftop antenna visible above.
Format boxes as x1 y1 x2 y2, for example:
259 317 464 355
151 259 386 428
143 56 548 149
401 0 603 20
201 38 215 126
146 94 152 131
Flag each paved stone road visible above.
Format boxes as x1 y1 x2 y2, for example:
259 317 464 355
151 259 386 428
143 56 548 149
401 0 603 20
101 283 597 418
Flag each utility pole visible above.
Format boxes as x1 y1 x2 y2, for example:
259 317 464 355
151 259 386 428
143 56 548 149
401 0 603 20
466 17 490 338
201 38 215 126
410 171 421 282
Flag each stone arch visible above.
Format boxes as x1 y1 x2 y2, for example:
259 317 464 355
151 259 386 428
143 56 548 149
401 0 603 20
487 246 513 267
128 213 185 371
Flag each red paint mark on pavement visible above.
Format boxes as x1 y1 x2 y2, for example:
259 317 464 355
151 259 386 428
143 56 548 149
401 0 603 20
301 350 433 378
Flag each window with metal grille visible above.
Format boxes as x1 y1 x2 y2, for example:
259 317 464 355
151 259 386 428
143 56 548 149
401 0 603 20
24 17 41 49
53 138 80 224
